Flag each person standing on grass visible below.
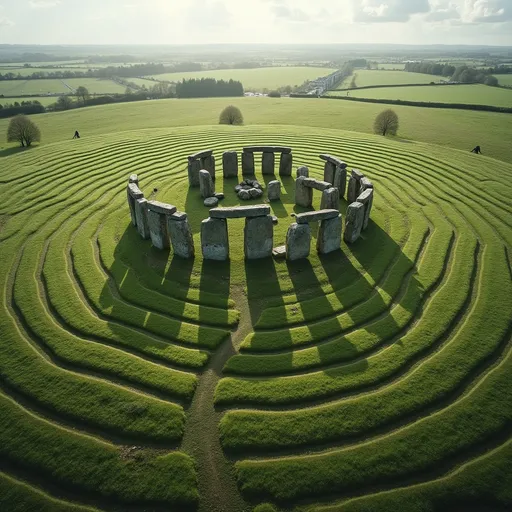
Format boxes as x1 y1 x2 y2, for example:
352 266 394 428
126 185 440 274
73 130 80 139
471 145 481 154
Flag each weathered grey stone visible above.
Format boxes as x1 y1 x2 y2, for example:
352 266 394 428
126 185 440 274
242 151 255 175
127 183 143 199
351 168 364 181
147 201 177 216
279 153 293 176
320 187 340 211
200 155 216 180
251 188 263 198
268 180 281 201
286 223 311 261
360 177 374 191
271 215 279 225
201 217 229 261
333 166 347 198
210 205 270 219
199 170 215 199
134 198 150 239
169 211 187 222
129 174 139 184
319 154 348 168
296 209 339 224
188 159 202 187
272 245 286 258
317 214 342 254
295 176 313 208
323 161 336 185
344 202 365 244
204 197 219 207
147 210 170 250
235 185 243 193
347 176 360 203
239 189 251 200
262 152 275 175
244 215 273 260
243 146 291 154
303 178 332 191
167 217 195 259
188 149 213 161
357 188 374 230
127 191 137 226
296 166 309 178
223 151 238 178
215 192 225 200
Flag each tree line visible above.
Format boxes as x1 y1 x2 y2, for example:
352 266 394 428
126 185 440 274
176 78 243 98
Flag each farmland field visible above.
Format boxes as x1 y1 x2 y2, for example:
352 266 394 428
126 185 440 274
0 66 94 76
0 78 126 96
335 70 441 89
0 96 59 107
328 83 512 108
378 63 406 70
148 66 337 90
495 74 512 86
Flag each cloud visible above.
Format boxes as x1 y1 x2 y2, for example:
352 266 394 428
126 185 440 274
462 0 512 22
0 15 14 26
29 0 61 8
352 0 430 22
267 0 310 22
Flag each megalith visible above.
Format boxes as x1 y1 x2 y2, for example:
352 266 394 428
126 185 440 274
333 166 347 198
296 166 309 178
199 170 215 199
344 202 365 244
134 198 150 240
323 161 336 185
223 151 238 178
286 223 311 261
167 212 195 259
279 153 293 176
201 217 229 261
201 155 216 180
244 215 274 259
320 187 340 211
188 159 202 187
357 188 374 230
268 180 281 201
147 201 177 250
129 174 139 185
347 168 364 203
295 176 313 208
127 183 143 227
242 151 255 175
360 177 374 192
317 214 342 254
262 152 275 175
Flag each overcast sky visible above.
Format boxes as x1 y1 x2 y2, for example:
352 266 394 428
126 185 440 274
1 0 511 46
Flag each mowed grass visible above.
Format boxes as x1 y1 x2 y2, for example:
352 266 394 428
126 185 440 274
335 70 441 89
1 97 512 163
149 66 337 90
0 78 126 96
331 83 512 108
494 74 512 86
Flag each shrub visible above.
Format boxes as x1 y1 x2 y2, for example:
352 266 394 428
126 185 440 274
219 105 244 125
374 108 399 136
267 90 281 98
485 75 498 86
7 115 41 147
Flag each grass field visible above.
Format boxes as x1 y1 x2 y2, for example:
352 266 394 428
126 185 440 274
495 74 512 86
149 66 337 90
378 63 406 70
0 66 94 76
0 96 59 107
335 70 441 89
0 95 511 511
0 78 126 96
329 83 512 108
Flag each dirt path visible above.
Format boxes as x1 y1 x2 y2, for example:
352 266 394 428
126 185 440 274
181 285 252 512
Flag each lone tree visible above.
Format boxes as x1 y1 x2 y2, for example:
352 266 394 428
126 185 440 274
7 115 41 147
374 109 399 136
75 86 90 106
219 105 244 125
56 95 74 110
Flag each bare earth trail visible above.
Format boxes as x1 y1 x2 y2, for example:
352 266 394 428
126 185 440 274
181 285 253 512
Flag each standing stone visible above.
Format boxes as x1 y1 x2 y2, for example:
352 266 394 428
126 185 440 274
286 223 311 261
201 217 229 261
127 192 137 226
320 187 340 211
199 170 215 199
167 214 194 259
223 151 238 178
129 174 139 185
297 166 309 178
295 176 313 208
242 151 255 175
268 180 281 201
357 188 374 230
244 215 273 260
344 202 365 244
347 176 360 203
201 155 216 180
360 177 374 191
134 198 150 240
351 168 364 181
279 153 293 176
147 210 170 250
323 161 336 185
188 159 202 187
333 166 347 198
262 152 275 175
317 214 342 254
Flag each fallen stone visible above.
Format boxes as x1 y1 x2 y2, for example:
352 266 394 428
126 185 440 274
235 185 243 193
323 161 336 185
223 151 238 178
333 166 347 198
201 217 229 260
317 214 342 254
127 183 143 199
296 209 339 224
344 202 365 244
296 166 309 178
268 180 281 201
199 170 215 199
188 149 213 161
210 205 270 219
129 174 139 184
249 187 262 199
262 152 275 175
239 189 251 200
286 223 311 261
295 176 313 208
243 146 292 154
167 217 195 259
319 154 348 168
215 192 225 200
147 200 177 216
302 178 332 191
320 187 340 211
272 245 286 259
135 198 150 239
204 197 219 207
147 210 170 250
244 215 273 259
242 151 255 175
279 153 293 176
188 159 202 187
357 188 374 230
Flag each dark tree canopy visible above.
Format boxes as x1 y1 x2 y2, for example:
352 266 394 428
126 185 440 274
374 109 399 136
219 105 244 126
7 115 41 147
176 78 243 99
75 86 90 105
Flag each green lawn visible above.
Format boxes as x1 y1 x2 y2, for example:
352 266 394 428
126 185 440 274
0 78 126 96
494 74 512 86
330 83 512 108
0 96 58 107
335 69 441 89
149 66 337 90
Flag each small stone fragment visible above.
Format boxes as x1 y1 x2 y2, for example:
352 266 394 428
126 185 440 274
204 197 219 207
215 192 225 200
272 245 286 258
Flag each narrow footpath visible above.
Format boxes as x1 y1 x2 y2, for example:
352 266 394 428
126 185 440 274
181 285 252 512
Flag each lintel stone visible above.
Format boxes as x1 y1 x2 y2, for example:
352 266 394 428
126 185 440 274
302 178 332 191
147 200 177 216
296 209 339 224
351 168 364 181
129 174 139 184
210 205 270 219
319 154 348 168
127 183 143 199
188 149 213 161
243 146 292 154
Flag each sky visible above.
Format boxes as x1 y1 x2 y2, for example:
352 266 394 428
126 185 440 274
0 0 511 46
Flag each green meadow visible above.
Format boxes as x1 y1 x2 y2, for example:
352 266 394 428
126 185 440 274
336 69 442 88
